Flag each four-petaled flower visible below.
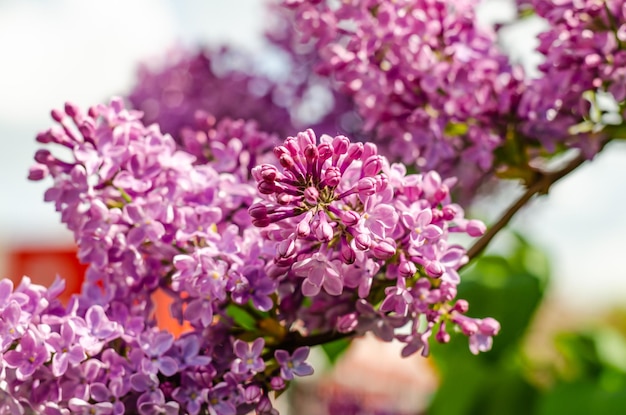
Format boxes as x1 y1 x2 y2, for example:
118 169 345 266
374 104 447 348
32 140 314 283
274 347 314 381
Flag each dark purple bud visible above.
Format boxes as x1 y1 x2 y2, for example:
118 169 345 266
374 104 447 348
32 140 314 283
28 164 48 181
258 181 278 195
249 203 268 219
304 144 319 162
36 131 53 143
340 240 356 264
436 322 450 343
252 217 271 227
260 165 279 181
78 120 95 139
453 299 469 314
65 102 80 118
279 154 296 169
442 205 457 220
317 142 333 161
34 149 53 164
51 108 65 122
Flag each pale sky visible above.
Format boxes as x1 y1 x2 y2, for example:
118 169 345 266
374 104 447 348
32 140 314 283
0 0 624 311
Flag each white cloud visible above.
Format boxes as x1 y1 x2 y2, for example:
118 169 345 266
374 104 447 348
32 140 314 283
0 0 178 123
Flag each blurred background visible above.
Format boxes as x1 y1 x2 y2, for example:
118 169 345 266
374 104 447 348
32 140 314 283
1 0 625 414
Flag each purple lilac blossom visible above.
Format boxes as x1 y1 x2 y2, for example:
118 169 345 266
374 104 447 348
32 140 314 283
11 91 498 413
517 0 626 156
279 0 524 198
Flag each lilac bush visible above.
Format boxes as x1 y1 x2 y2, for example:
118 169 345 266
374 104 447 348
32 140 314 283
3 0 625 414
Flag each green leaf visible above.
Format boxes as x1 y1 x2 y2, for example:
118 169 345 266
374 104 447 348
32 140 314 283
225 304 257 331
320 338 351 365
537 378 626 415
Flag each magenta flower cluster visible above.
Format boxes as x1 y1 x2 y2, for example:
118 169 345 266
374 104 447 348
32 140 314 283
1 92 497 414
278 0 626 196
279 0 524 195
517 0 626 155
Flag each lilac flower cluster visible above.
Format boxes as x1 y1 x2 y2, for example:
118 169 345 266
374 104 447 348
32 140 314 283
6 96 498 413
517 0 626 156
250 129 497 358
279 0 524 195
128 45 359 144
128 48 295 139
19 99 312 414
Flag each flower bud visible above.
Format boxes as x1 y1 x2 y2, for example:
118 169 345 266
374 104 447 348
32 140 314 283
340 210 360 227
324 166 341 187
336 312 358 333
452 299 469 314
51 108 65 122
304 186 319 204
296 212 313 238
436 322 451 343
354 233 371 250
372 239 396 259
317 142 333 161
357 177 376 196
466 219 486 237
479 318 500 336
279 153 296 169
362 155 383 176
398 260 417 278
340 241 356 264
332 135 349 154
248 203 268 219
425 261 444 278
270 377 286 391
277 237 297 259
313 213 333 242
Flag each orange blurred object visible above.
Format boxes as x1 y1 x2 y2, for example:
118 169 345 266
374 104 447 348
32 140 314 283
6 246 190 336
6 245 87 304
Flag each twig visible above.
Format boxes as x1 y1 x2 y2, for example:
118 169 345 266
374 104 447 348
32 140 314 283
466 151 589 261
281 330 355 351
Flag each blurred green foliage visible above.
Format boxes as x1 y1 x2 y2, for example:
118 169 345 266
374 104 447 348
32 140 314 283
428 233 626 415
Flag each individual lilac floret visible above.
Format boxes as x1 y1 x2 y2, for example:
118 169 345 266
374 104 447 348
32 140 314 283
231 338 266 375
3 330 50 381
274 347 314 380
139 331 179 377
46 321 87 376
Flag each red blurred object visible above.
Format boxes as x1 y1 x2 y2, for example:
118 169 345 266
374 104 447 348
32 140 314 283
6 245 87 304
6 246 190 335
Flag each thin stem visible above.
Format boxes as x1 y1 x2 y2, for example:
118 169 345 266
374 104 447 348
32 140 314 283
466 149 597 261
280 330 355 352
